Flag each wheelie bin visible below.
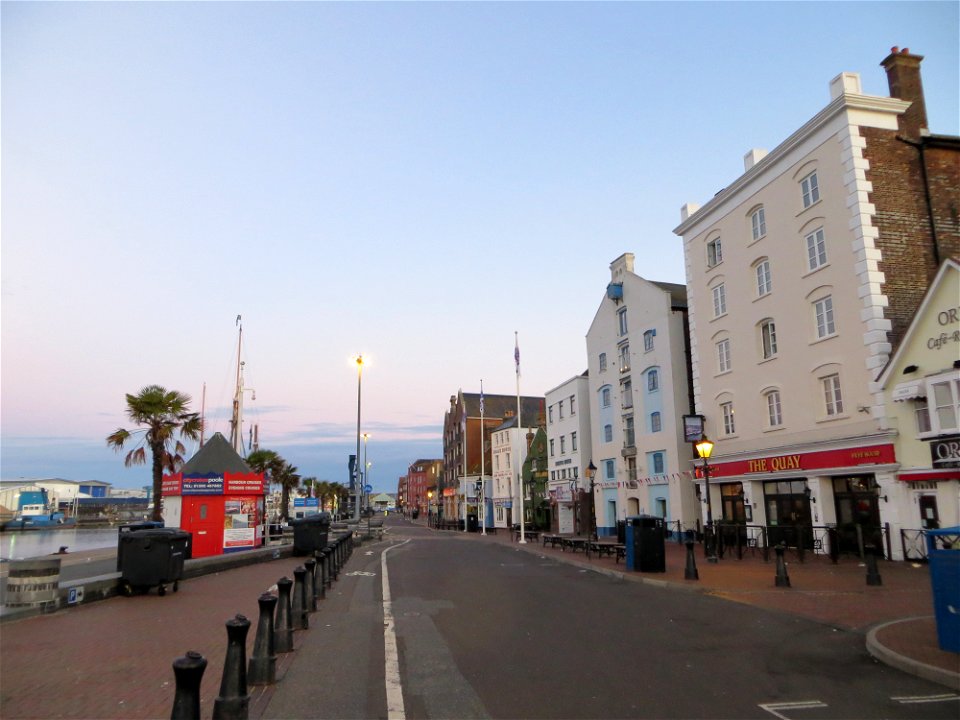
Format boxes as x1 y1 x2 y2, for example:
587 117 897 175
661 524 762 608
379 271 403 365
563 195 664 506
118 528 191 596
290 512 331 556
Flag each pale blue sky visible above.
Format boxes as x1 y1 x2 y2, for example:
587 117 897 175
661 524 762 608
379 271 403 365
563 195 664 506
2 1 958 493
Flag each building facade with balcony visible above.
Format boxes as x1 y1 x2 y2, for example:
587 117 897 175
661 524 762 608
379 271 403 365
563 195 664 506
585 253 699 537
545 372 593 534
673 48 958 557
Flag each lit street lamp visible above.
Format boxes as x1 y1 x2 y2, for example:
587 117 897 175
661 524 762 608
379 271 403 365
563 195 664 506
695 436 718 563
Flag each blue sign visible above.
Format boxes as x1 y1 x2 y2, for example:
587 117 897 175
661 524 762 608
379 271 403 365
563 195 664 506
294 498 319 507
364 484 373 493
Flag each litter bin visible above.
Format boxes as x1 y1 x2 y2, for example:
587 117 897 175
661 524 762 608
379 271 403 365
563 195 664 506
118 528 191 596
467 513 479 532
117 521 165 571
625 515 666 573
290 512 331 556
926 526 960 653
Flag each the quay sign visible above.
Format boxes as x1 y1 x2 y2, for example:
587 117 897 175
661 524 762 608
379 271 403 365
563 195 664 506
706 444 897 479
930 436 960 468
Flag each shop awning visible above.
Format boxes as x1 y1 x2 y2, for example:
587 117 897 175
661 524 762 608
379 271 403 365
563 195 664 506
892 381 926 402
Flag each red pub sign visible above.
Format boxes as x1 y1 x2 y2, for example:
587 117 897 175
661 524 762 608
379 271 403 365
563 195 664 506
706 444 897 479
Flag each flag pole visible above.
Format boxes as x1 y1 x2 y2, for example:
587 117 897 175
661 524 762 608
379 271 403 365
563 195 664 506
480 379 486 536
516 332 526 544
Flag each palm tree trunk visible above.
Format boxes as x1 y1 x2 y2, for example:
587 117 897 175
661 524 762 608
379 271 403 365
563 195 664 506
150 439 165 522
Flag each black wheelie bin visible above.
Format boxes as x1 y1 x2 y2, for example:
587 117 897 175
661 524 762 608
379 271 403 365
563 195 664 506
118 528 191 596
290 512 331 556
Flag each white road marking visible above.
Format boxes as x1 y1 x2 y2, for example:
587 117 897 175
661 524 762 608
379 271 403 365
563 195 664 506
382 539 410 720
346 570 377 577
759 700 828 719
891 694 960 704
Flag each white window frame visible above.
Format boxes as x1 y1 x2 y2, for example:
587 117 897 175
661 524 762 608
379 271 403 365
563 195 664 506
806 227 827 271
558 400 565 419
822 374 844 417
619 343 630 372
721 402 736 435
801 171 820 208
548 406 554 424
617 307 628 336
624 416 635 448
928 376 960 434
647 368 659 392
717 338 731 373
601 386 611 408
560 436 566 454
570 396 576 415
766 390 783 427
550 439 555 457
571 431 578 451
761 319 778 359
643 330 655 352
712 284 726 317
599 353 607 372
756 259 772 297
751 207 766 241
621 379 633 409
603 424 613 443
814 296 836 338
707 237 723 268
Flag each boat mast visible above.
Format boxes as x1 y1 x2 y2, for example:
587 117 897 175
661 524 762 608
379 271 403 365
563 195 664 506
200 381 207 448
230 316 243 453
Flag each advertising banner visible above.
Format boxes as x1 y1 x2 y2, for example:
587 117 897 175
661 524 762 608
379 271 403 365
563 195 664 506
223 496 259 551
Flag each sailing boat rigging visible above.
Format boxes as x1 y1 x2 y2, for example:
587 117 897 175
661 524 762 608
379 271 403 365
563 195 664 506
229 315 256 457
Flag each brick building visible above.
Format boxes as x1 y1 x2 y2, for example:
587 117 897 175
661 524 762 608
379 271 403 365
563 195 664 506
673 47 958 558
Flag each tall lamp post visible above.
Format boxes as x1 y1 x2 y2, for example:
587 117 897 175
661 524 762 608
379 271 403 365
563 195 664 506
362 432 371 515
585 461 596 559
353 354 365 520
695 436 718 563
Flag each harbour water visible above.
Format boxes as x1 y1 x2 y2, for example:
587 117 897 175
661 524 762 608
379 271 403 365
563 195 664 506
0 528 120 561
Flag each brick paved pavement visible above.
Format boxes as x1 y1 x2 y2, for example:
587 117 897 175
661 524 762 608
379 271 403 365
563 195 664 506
0 519 956 720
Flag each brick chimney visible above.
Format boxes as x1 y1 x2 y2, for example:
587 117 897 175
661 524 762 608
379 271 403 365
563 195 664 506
881 46 927 139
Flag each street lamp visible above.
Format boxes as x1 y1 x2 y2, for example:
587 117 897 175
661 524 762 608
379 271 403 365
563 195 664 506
427 489 434 526
569 476 579 536
585 461 596 559
362 432 371 515
353 354 366 520
695 436 718 563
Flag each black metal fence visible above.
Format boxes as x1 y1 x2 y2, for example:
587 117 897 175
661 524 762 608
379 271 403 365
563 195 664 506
696 522 895 563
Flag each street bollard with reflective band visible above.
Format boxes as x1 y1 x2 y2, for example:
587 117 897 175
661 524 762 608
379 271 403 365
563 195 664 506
774 544 791 588
212 615 251 720
248 593 277 686
292 566 309 630
274 577 294 653
865 544 883 586
303 558 317 612
171 650 207 720
684 541 699 581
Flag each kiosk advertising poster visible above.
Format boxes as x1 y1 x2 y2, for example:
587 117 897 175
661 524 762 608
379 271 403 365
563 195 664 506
223 497 261 551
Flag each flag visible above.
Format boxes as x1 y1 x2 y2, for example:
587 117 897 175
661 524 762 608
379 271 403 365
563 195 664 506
479 380 484 415
514 333 521 377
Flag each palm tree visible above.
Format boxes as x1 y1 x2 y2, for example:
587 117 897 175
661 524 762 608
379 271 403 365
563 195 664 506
106 385 202 522
315 480 334 512
247 449 284 521
276 461 301 522
301 477 317 498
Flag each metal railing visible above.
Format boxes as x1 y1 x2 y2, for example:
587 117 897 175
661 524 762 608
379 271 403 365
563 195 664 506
702 522 893 563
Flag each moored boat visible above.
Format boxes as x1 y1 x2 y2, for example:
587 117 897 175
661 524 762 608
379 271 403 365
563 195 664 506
0 489 77 531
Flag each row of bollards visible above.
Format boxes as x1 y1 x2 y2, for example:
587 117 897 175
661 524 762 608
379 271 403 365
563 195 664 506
683 540 883 590
170 530 355 720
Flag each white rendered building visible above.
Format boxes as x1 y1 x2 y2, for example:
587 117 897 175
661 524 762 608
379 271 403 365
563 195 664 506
545 372 593 534
585 253 699 537
490 411 539 529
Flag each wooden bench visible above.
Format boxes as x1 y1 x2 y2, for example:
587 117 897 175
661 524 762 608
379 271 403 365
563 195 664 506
541 534 565 549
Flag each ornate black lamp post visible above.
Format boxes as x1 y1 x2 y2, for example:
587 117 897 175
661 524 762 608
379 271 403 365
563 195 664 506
585 461 596 559
695 436 718 563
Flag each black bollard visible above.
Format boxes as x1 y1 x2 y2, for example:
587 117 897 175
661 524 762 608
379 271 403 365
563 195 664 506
248 593 277 686
323 547 334 588
684 541 699 581
331 545 340 582
171 650 207 720
313 550 326 600
292 566 309 630
865 544 883 586
304 558 317 612
774 544 791 588
212 615 251 720
274 577 294 653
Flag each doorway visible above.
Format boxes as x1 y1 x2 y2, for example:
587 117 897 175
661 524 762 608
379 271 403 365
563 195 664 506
833 475 883 557
763 479 813 549
919 494 940 530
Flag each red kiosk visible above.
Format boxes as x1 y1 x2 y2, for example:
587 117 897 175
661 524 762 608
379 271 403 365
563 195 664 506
161 432 266 558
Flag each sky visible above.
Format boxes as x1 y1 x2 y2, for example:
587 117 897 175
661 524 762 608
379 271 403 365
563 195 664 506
2 1 958 495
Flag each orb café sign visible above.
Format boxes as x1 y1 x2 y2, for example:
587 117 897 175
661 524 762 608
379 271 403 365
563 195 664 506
705 444 897 478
